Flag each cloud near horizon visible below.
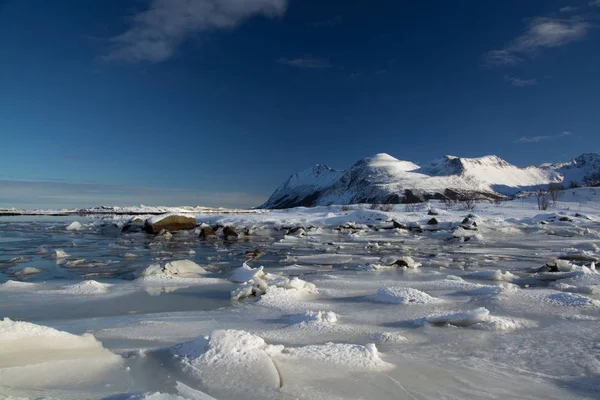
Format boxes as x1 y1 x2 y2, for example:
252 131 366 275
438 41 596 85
504 75 538 87
485 16 590 67
514 131 572 143
104 0 288 63
0 180 266 210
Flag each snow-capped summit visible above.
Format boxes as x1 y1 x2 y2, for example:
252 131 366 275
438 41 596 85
261 153 600 208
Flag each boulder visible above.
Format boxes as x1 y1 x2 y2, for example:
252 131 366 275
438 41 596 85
199 226 218 240
427 209 439 216
223 226 239 240
427 218 439 225
144 214 196 234
122 223 144 233
391 220 408 230
559 217 572 222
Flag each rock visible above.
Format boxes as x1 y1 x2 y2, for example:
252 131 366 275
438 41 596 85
461 217 470 224
199 226 218 240
144 214 196 234
223 226 239 240
427 209 439 216
245 249 266 259
131 217 144 223
391 220 408 230
537 263 560 273
287 227 307 236
122 223 144 233
427 218 439 225
559 217 572 222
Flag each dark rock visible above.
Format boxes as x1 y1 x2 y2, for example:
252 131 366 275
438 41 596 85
461 217 470 224
392 259 409 267
428 209 439 216
245 249 266 259
559 217 572 222
427 218 439 225
199 226 218 240
537 263 560 273
223 226 239 240
287 227 306 235
391 220 408 229
122 223 144 233
144 214 196 234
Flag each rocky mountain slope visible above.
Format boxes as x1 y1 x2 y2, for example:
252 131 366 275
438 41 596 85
260 153 600 208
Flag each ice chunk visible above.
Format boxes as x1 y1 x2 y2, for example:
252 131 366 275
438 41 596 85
425 307 491 327
281 342 393 370
367 287 442 304
230 263 268 283
55 249 70 259
66 221 84 231
59 280 112 295
134 260 207 279
288 311 339 325
472 316 538 331
171 329 283 392
0 318 122 388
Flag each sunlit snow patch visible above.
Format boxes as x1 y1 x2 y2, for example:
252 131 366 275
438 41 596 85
133 260 207 279
545 292 600 308
366 287 443 304
288 311 339 325
280 342 393 370
464 269 518 282
0 318 123 389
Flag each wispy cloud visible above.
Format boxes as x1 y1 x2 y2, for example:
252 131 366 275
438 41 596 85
590 1 600 7
348 72 361 79
560 6 579 12
484 16 590 67
277 56 332 69
103 0 288 63
375 69 387 75
514 131 572 143
504 75 538 87
0 180 266 209
308 15 342 28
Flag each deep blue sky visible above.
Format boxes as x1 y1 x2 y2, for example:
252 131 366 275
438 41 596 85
1 0 599 208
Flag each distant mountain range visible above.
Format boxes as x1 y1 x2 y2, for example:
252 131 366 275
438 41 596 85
260 153 600 209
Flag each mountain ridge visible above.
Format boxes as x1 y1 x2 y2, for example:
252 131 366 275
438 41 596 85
260 153 600 209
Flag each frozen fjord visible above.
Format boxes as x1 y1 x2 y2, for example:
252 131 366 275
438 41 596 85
1 189 600 399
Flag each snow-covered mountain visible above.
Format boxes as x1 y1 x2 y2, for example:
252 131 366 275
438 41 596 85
260 153 600 208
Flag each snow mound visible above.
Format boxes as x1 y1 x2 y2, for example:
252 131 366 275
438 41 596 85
281 342 393 370
425 307 491 327
0 280 40 291
171 330 283 391
66 221 84 231
231 264 317 303
134 260 207 279
288 311 339 325
458 283 519 296
545 292 600 308
367 287 442 304
367 331 408 344
59 280 112 295
472 316 538 331
464 269 518 282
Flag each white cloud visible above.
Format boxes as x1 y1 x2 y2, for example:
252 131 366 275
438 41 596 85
514 131 572 143
504 75 538 86
0 180 266 209
485 17 590 67
104 0 288 63
277 56 332 69
590 1 600 7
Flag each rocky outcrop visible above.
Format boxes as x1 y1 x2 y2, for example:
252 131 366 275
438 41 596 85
144 214 196 234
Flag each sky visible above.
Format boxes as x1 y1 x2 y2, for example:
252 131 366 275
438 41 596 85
1 0 599 209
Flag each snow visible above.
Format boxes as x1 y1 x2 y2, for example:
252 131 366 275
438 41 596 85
3 192 600 399
66 221 84 231
280 342 393 370
425 307 492 327
134 260 207 279
367 286 442 304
